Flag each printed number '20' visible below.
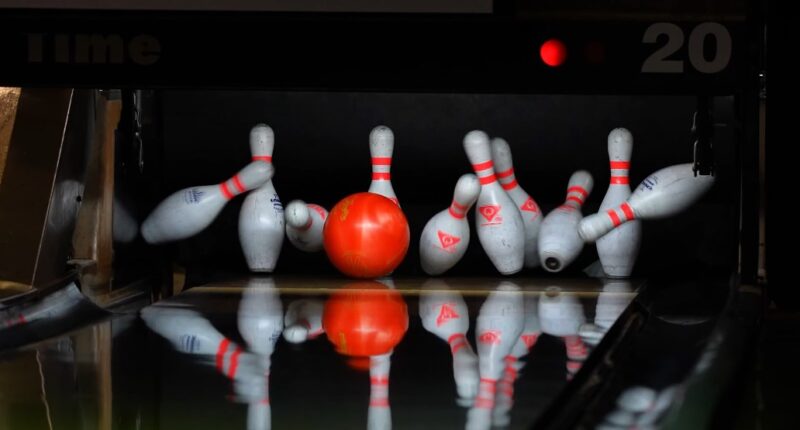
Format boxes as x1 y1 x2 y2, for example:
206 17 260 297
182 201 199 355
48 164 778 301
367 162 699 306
642 22 732 74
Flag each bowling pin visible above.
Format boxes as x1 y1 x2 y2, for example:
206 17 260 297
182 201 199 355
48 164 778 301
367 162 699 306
419 174 480 275
538 170 594 272
368 125 399 206
283 299 325 343
538 286 588 377
463 131 525 275
468 282 524 430
491 138 543 268
579 163 715 242
419 281 480 404
493 295 541 427
596 128 642 278
368 352 393 430
285 200 328 252
240 124 285 272
141 161 273 244
1 283 84 329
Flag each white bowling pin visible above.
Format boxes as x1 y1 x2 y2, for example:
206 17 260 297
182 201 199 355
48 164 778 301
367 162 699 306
285 200 328 252
463 131 525 275
240 124 285 272
238 278 284 357
419 282 479 404
596 128 642 278
491 138 543 269
368 352 393 430
579 163 715 242
141 161 273 244
539 286 588 377
538 170 594 272
283 299 324 343
368 125 399 206
468 283 524 430
419 174 480 275
1 283 84 329
493 295 541 427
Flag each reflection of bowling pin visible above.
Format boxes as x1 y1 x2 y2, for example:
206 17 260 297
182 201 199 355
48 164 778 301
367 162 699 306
580 279 634 346
141 162 272 244
240 124 285 272
283 299 324 343
419 281 479 404
368 126 399 206
596 128 641 278
538 170 593 272
579 163 715 242
491 138 543 269
493 295 541 427
419 174 480 275
539 287 588 377
1 283 84 329
368 352 393 430
463 131 525 275
285 200 328 252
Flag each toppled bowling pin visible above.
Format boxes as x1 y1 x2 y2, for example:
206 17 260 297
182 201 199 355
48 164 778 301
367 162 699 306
491 138 543 268
283 299 324 343
538 170 594 272
419 281 480 404
141 161 273 244
579 163 715 242
240 124 285 272
463 131 525 275
596 128 642 278
285 200 328 252
368 126 399 206
419 174 480 275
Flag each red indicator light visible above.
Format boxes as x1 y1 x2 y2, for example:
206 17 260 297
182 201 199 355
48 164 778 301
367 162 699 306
540 39 567 67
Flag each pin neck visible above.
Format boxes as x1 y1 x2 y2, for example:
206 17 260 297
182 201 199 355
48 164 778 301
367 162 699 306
609 161 630 185
253 155 273 163
563 186 588 208
219 174 246 200
496 167 519 190
448 200 468 219
472 160 497 185
372 157 392 180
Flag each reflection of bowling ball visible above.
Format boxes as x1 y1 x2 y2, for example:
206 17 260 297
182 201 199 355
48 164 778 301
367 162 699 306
323 282 408 357
323 192 410 278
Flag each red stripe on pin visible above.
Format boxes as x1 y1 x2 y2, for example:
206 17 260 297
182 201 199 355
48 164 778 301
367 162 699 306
501 178 518 190
372 172 391 180
620 203 635 220
372 157 392 165
370 398 390 407
371 377 389 385
607 209 622 226
567 196 584 205
232 175 245 193
567 186 588 197
610 176 629 184
252 155 272 162
610 161 630 169
449 207 465 219
479 174 496 185
228 347 242 378
216 339 231 371
496 167 514 179
452 200 467 210
472 160 493 171
219 183 234 200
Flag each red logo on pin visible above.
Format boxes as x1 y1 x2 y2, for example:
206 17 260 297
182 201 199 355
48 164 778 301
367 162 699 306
521 334 539 349
437 230 461 253
479 330 501 345
436 303 460 327
520 197 539 213
479 205 502 224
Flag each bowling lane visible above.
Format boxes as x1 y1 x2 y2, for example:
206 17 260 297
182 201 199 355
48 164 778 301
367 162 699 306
0 277 639 430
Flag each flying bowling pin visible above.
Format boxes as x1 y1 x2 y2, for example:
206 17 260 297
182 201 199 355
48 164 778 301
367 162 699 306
141 161 272 244
419 281 480 404
595 128 642 278
285 200 328 252
368 126 399 206
579 163 716 242
463 131 525 275
283 299 325 343
419 174 480 275
240 124 285 272
491 138 543 269
538 170 594 272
